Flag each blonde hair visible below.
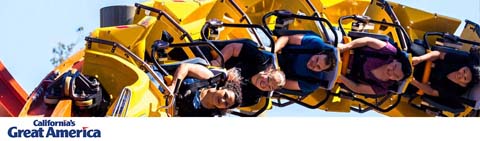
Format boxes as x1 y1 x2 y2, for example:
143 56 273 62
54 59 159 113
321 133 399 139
226 67 242 83
271 69 286 89
263 66 286 89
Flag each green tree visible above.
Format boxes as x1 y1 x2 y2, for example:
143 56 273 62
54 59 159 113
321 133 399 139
50 27 84 66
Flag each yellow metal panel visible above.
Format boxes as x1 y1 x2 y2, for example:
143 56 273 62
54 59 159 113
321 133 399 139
154 1 207 22
295 88 329 108
237 97 272 113
206 0 254 40
389 2 461 45
363 0 401 45
321 0 370 25
83 50 166 117
134 1 156 23
50 100 73 117
181 0 216 24
460 20 480 51
18 50 85 117
90 16 157 61
320 97 351 113
382 99 432 117
243 0 324 34
136 0 215 59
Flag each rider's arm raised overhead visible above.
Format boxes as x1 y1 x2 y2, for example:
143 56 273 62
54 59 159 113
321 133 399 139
274 34 304 53
170 63 214 90
211 43 243 67
338 37 387 52
338 75 376 94
412 51 445 65
410 79 440 97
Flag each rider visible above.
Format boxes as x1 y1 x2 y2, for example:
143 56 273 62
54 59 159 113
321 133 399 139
337 37 411 95
210 39 286 106
408 48 480 101
168 63 243 117
274 33 337 95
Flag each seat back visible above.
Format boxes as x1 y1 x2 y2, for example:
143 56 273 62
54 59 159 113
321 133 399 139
422 95 466 114
462 81 480 110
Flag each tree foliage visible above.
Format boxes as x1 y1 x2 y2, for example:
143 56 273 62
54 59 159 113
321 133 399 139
50 27 84 66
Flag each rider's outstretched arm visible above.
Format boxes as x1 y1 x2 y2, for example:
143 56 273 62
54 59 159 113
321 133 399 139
338 37 387 52
170 63 214 91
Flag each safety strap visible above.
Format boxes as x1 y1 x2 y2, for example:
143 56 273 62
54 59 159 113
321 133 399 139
184 72 227 92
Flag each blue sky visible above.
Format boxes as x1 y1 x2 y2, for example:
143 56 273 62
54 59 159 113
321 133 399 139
0 0 478 117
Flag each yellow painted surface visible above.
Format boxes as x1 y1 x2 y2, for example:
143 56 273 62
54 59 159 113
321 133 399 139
83 50 166 117
18 0 477 117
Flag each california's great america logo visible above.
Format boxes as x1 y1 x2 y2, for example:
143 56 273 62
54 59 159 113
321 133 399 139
7 120 101 138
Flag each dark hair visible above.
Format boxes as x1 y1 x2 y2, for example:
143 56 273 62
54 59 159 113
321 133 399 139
214 68 243 116
467 65 480 88
319 51 337 72
263 65 286 89
224 68 243 109
225 80 242 109
397 52 412 81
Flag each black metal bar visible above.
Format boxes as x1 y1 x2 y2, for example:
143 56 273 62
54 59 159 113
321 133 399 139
200 22 211 42
338 15 411 51
306 0 320 17
424 32 480 50
222 23 275 47
409 102 448 117
261 12 275 35
278 10 338 44
338 15 355 36
465 20 480 38
229 97 270 117
271 98 296 107
134 3 192 42
261 11 338 47
201 22 276 53
150 49 170 76
423 32 444 50
458 38 480 46
271 92 297 107
85 37 175 109
377 0 410 49
134 3 210 63
167 41 226 68
331 92 399 113
351 94 401 113
86 37 116 46
87 36 171 77
284 14 336 45
338 16 407 37
276 93 330 109
228 0 265 47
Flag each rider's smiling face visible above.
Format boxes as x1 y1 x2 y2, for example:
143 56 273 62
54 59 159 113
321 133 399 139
307 54 330 72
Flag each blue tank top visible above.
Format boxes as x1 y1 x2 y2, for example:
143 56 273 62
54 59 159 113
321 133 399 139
278 33 333 94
